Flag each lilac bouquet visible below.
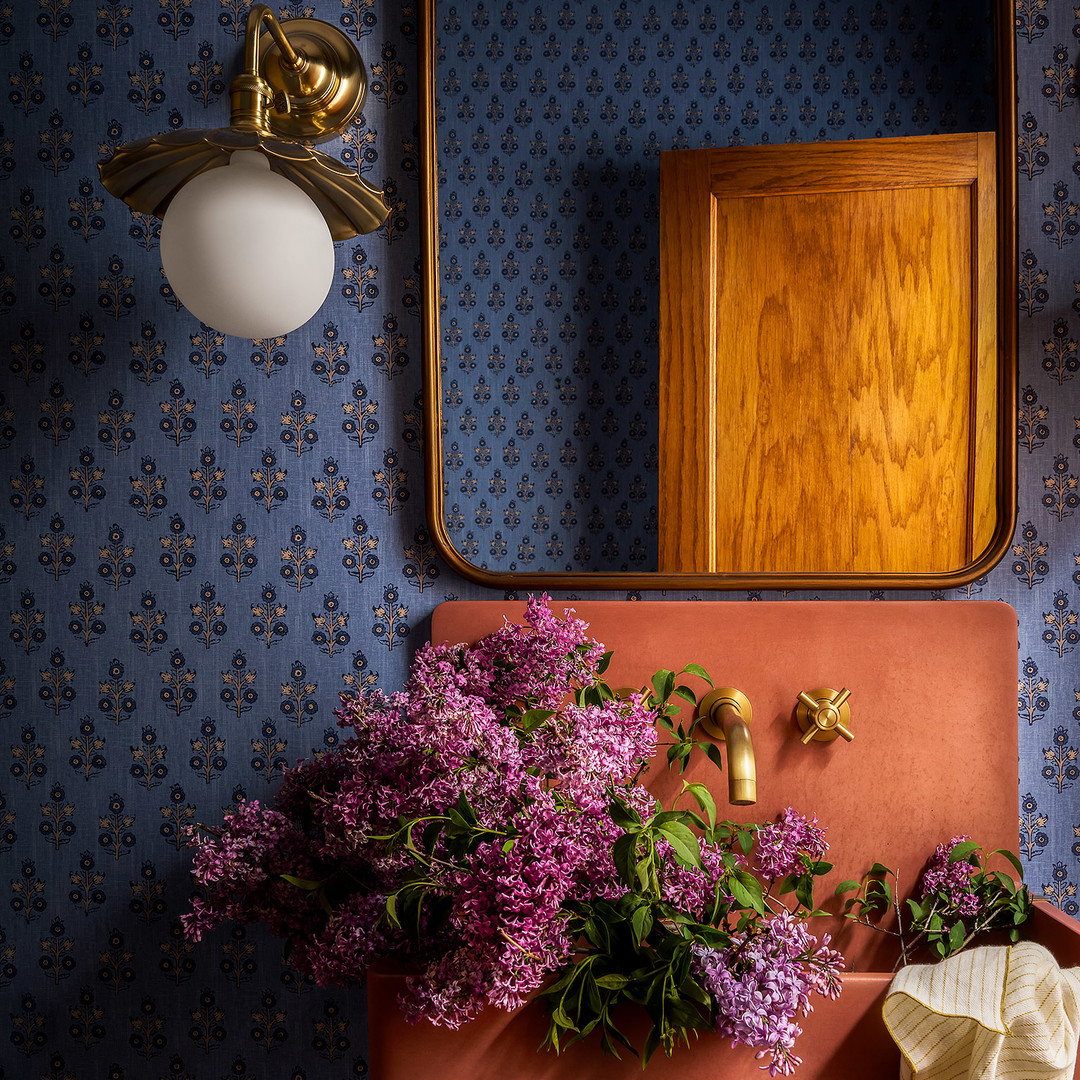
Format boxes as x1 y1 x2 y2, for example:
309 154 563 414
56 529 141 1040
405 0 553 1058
182 597 846 1076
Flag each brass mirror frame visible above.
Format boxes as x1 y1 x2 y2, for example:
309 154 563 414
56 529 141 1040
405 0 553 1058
420 0 1017 591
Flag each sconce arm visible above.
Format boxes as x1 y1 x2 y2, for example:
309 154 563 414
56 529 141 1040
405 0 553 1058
230 6 282 136
231 6 368 144
244 6 304 74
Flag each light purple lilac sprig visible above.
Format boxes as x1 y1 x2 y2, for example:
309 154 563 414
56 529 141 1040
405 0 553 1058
180 798 321 944
693 912 844 1078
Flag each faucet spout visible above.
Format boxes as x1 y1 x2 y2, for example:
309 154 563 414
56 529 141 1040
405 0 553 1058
697 688 756 806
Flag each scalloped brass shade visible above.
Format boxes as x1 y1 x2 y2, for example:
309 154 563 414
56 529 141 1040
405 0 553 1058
97 6 388 243
99 128 387 242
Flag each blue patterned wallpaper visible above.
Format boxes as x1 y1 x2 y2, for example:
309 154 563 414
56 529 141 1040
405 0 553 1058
435 0 997 572
0 2 1078 1078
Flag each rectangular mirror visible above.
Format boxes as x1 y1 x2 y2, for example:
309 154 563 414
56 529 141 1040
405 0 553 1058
420 0 1017 590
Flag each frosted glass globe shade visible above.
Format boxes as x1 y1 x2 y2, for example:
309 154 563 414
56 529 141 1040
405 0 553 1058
160 150 335 339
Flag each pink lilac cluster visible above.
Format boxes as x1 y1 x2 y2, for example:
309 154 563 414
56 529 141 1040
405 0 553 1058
659 837 734 918
181 597 664 1027
919 834 982 918
754 807 829 880
181 798 320 943
693 912 845 1078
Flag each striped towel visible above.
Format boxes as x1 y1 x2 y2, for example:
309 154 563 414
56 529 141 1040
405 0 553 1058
883 942 1080 1079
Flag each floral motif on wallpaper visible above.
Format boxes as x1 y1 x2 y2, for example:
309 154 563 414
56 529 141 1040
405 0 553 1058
0 1 1079 1079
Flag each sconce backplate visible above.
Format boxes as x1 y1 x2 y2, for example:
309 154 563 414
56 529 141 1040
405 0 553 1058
259 18 367 143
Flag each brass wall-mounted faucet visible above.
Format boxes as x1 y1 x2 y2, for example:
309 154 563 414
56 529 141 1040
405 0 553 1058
696 687 755 806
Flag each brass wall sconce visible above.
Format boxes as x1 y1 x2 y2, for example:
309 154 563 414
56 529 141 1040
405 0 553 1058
98 4 389 339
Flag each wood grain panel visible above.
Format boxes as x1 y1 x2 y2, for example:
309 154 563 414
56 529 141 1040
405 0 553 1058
659 134 997 575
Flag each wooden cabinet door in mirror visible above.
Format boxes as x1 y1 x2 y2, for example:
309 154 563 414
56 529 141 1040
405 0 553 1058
659 133 1005 578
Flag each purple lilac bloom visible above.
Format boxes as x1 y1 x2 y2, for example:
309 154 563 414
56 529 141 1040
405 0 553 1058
469 596 605 708
292 890 405 986
180 798 320 943
693 912 845 1078
184 595 656 1014
754 807 829 880
919 835 982 918
658 836 734 920
531 698 658 812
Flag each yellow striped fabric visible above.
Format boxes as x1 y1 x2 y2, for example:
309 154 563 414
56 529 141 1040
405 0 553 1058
883 943 1080 1079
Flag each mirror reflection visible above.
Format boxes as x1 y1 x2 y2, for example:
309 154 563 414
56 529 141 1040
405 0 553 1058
425 0 1003 581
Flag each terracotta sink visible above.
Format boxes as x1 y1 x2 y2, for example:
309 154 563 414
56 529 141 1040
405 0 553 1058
369 905 1080 1079
366 601 1080 1079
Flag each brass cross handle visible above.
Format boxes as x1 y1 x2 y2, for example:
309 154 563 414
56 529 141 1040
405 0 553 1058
796 687 853 744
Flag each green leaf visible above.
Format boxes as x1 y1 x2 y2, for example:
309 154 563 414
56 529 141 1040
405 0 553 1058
795 874 815 911
948 840 980 864
673 685 698 705
597 650 612 675
834 879 862 895
652 669 676 704
728 870 766 914
594 974 630 990
657 820 701 868
642 1023 662 1066
681 782 717 830
586 974 603 1012
583 916 612 953
612 833 638 887
635 851 658 894
873 880 894 907
279 874 323 890
631 903 654 943
519 708 555 732
947 920 967 954
991 871 1017 897
680 663 713 686
447 792 478 831
992 847 1025 880
666 742 691 768
605 1019 636 1057
421 818 444 853
549 1000 575 1029
608 797 641 830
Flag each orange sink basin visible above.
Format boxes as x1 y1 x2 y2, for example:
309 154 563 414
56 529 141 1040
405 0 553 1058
368 905 1080 1079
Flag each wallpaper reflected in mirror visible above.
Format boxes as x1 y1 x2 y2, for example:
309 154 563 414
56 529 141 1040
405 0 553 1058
433 0 997 573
